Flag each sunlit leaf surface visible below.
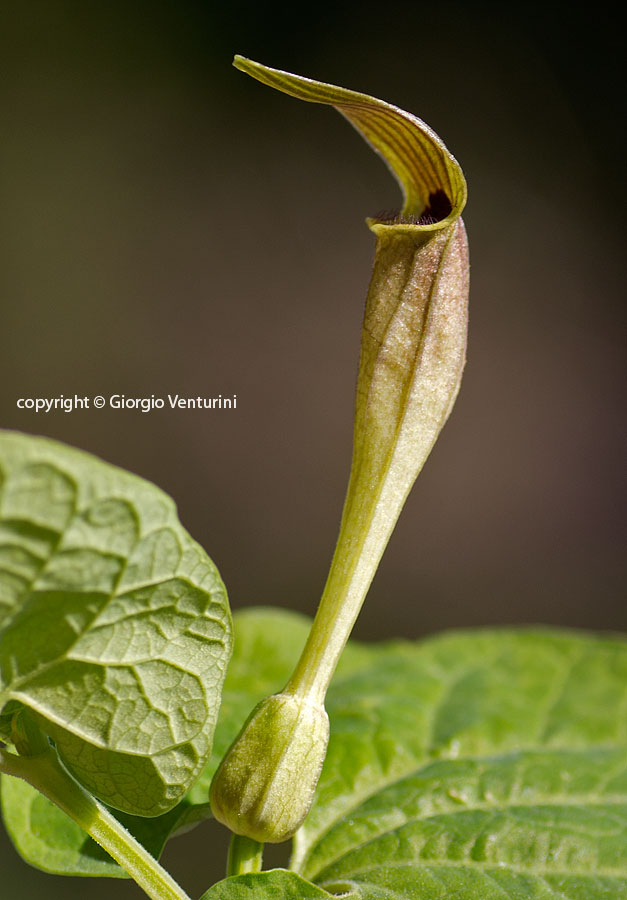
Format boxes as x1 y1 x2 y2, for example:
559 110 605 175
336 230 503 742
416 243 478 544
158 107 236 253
204 610 627 899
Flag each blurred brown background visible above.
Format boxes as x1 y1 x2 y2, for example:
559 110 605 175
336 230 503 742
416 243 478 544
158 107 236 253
1 1 625 897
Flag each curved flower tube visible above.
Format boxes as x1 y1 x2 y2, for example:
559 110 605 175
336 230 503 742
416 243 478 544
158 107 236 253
211 57 469 849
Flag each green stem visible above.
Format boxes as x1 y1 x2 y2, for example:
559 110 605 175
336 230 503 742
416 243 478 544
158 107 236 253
227 833 264 876
0 745 192 900
285 475 388 703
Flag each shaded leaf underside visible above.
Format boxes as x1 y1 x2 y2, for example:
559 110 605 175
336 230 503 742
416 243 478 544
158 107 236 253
0 431 231 818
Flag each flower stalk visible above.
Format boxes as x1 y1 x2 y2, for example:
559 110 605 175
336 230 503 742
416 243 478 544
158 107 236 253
1 712 192 900
211 56 469 845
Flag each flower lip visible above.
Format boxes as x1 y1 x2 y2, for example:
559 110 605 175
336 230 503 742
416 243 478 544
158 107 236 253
232 55 467 231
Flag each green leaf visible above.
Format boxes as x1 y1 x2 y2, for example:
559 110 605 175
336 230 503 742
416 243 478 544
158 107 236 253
0 774 210 877
0 608 300 878
0 430 232 824
208 611 627 899
199 869 352 900
0 775 124 876
0 609 317 878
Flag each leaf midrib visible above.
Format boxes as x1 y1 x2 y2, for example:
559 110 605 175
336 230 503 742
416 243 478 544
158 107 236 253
6 651 216 753
1 569 220 693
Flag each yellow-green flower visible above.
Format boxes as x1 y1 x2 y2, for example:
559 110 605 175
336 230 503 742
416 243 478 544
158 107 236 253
211 56 469 847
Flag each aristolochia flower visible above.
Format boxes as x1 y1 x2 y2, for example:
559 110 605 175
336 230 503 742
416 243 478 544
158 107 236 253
211 56 469 845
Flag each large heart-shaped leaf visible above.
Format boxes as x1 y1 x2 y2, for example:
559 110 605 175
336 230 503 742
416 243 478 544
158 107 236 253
0 430 232 821
203 611 627 899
